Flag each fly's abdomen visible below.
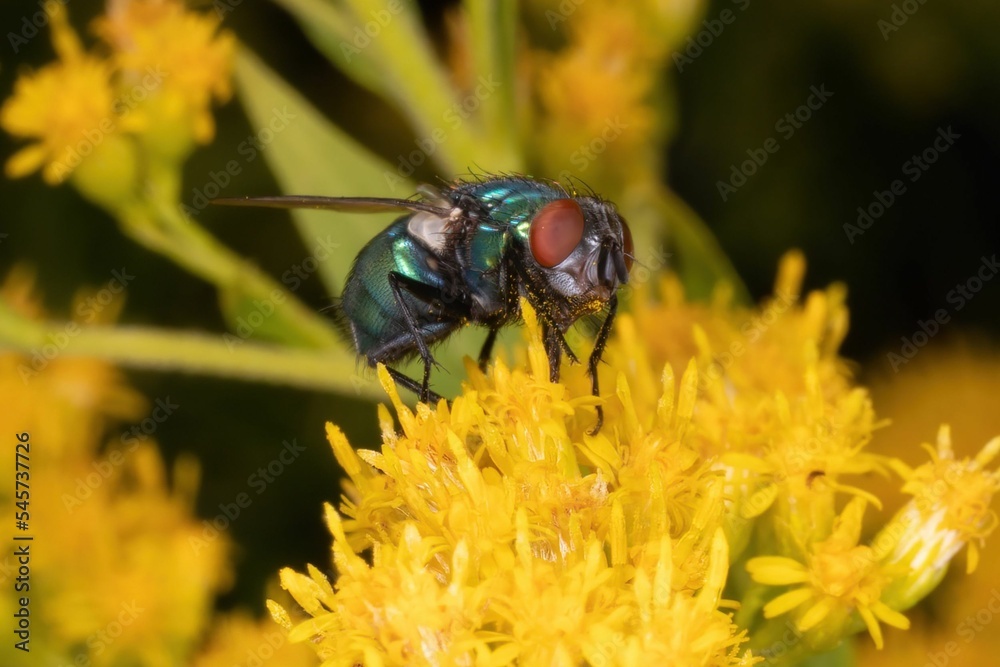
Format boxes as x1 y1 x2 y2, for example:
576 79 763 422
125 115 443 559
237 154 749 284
338 218 456 362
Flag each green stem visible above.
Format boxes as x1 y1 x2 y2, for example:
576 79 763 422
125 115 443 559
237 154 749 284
115 196 339 350
656 186 752 304
0 301 380 399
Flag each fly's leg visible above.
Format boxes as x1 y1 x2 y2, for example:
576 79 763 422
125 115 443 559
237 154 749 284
387 272 442 402
384 271 470 403
510 257 580 372
542 323 563 382
587 293 618 435
478 328 499 372
384 367 444 404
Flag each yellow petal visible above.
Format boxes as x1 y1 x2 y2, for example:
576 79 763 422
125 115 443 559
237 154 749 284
4 145 48 179
746 556 809 585
762 587 813 618
797 597 835 631
858 605 884 649
872 601 910 630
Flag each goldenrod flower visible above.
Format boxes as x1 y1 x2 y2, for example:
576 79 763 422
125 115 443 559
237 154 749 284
747 498 910 651
0 269 232 667
531 0 701 190
858 343 1000 665
192 612 317 667
612 253 883 558
2 0 233 196
0 5 118 184
35 446 232 667
0 268 146 461
875 426 1000 608
268 254 998 665
96 0 236 148
270 306 755 666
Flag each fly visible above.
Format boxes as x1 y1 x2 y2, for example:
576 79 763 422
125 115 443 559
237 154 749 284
215 176 634 433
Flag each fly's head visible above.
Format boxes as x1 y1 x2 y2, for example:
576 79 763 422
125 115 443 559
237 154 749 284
523 196 633 323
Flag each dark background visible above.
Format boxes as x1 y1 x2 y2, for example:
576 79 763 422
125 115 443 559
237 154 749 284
1 0 997 611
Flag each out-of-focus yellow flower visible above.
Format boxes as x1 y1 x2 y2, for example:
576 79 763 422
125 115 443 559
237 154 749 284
0 5 119 184
530 0 703 190
95 0 236 150
191 612 317 667
1 0 233 197
0 268 233 667
0 267 146 461
857 341 1000 666
875 426 999 604
32 447 232 667
747 498 910 651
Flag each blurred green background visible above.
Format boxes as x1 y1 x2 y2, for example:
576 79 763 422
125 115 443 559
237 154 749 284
1 0 998 613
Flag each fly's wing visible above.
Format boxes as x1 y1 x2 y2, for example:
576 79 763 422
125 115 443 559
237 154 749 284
212 195 455 217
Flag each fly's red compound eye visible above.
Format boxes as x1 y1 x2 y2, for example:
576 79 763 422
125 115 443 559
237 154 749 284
620 217 634 272
529 199 585 268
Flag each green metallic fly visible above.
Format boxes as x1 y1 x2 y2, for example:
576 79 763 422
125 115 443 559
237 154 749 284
216 175 634 432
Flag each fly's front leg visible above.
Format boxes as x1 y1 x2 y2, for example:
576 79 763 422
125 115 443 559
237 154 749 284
542 323 562 383
478 328 499 372
385 367 444 404
587 294 618 435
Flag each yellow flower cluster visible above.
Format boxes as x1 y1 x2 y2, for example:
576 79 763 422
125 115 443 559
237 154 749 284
1 1 233 197
271 254 999 666
858 342 1000 666
0 270 314 667
530 0 702 191
0 270 224 665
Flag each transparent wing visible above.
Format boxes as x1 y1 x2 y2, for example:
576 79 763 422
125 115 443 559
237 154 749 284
211 195 454 217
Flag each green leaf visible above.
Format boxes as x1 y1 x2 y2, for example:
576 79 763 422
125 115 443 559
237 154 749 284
272 0 504 174
234 47 408 296
273 0 391 98
462 0 523 170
